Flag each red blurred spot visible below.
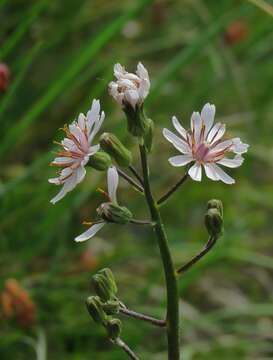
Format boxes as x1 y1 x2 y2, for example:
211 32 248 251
224 21 248 46
0 63 10 92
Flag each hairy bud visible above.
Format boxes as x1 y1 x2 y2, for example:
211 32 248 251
88 151 112 171
106 318 122 340
207 199 223 217
86 296 107 324
123 104 151 138
205 208 223 237
100 132 132 167
97 202 132 224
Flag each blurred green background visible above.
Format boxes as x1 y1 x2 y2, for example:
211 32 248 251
0 0 273 359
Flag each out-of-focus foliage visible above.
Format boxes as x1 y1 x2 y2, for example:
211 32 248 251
0 0 272 359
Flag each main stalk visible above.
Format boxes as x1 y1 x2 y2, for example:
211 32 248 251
139 144 180 360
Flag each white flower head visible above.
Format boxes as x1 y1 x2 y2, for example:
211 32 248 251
49 99 105 204
163 103 249 184
108 62 150 109
75 166 119 242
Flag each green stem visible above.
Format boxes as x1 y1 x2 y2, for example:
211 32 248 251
139 144 180 360
157 173 189 206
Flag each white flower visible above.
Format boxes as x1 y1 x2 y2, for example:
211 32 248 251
75 166 119 242
108 62 150 109
163 103 249 184
49 99 105 204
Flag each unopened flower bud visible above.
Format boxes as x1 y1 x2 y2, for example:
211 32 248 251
100 133 132 167
91 274 113 302
102 300 120 315
106 318 122 340
205 208 223 237
207 199 223 217
98 268 118 295
88 151 112 171
86 296 107 324
97 202 132 225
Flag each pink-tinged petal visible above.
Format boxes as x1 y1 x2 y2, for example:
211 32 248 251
190 112 202 142
172 116 188 140
168 154 193 167
204 163 219 181
209 163 235 184
124 89 139 109
107 166 119 203
209 139 233 154
163 128 190 154
217 155 244 168
75 222 105 242
231 138 249 154
207 122 225 144
201 103 216 137
188 163 202 181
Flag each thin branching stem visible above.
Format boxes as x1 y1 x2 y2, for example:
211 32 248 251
176 236 217 275
117 168 144 193
120 307 166 327
129 165 144 186
129 219 153 225
112 338 140 360
157 172 189 205
139 144 180 360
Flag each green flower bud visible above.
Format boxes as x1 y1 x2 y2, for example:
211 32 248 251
97 202 133 225
143 118 154 153
102 300 120 315
207 199 223 217
205 208 223 237
123 104 150 138
86 296 107 324
91 274 112 302
106 318 122 340
100 133 132 167
89 151 112 171
98 268 118 295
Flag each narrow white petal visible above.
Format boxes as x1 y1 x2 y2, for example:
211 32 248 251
136 62 149 80
75 222 105 242
188 163 202 181
107 166 119 203
210 163 235 184
52 157 73 165
168 154 193 167
172 116 188 140
76 166 86 184
210 139 233 153
217 155 244 168
163 128 190 154
190 112 202 142
50 173 77 204
204 163 219 181
207 122 225 144
231 138 249 154
124 89 139 108
88 144 100 156
201 103 216 137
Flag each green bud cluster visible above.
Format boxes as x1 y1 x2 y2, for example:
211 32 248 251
86 268 121 340
204 199 224 237
100 132 132 167
97 202 133 224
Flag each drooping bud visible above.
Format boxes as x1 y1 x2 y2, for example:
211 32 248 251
207 199 223 217
97 202 132 225
105 318 122 340
100 133 132 167
204 208 223 237
86 296 107 324
102 300 120 315
91 274 113 302
88 151 112 171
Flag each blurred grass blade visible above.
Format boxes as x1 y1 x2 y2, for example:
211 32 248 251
0 0 47 59
247 0 273 17
0 0 152 159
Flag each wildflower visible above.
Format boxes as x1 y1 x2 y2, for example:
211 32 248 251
75 166 132 242
109 62 150 110
163 103 249 184
49 99 104 204
0 63 10 92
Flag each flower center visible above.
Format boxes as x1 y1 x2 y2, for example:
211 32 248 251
194 142 210 162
